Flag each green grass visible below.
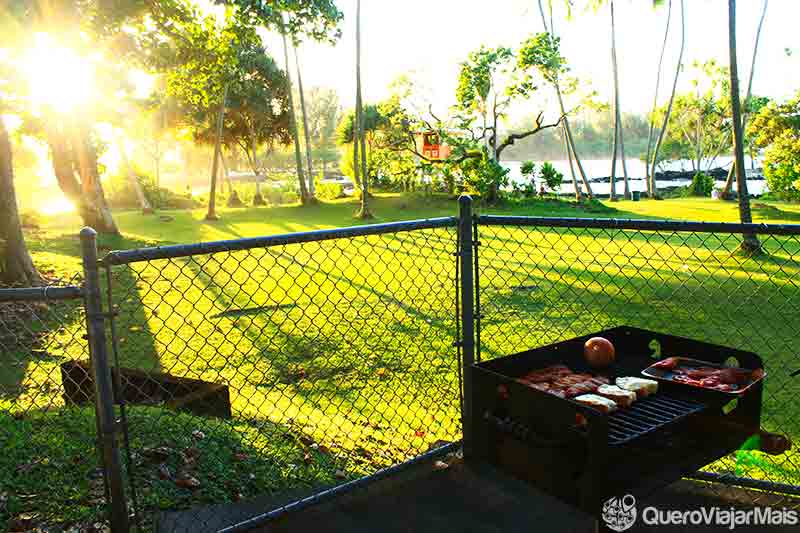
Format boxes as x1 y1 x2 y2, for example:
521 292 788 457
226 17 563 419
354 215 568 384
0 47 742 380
3 193 800 530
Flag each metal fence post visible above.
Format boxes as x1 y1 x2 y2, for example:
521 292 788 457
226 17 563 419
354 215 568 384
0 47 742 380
81 227 130 533
458 196 476 458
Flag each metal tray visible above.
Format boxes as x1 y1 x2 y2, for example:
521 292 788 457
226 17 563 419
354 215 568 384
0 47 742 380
642 357 766 395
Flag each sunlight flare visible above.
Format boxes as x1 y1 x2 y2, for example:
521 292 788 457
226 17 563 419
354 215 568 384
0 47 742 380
20 33 96 114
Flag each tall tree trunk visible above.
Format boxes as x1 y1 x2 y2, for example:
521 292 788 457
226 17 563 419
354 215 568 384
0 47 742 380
280 19 310 205
645 0 672 198
562 123 581 201
74 124 119 234
610 107 618 201
248 127 266 206
206 84 228 221
721 0 768 199
610 0 629 200
117 133 153 214
651 0 685 199
355 0 371 218
0 114 40 286
294 45 315 196
220 148 233 195
538 0 593 198
728 0 760 253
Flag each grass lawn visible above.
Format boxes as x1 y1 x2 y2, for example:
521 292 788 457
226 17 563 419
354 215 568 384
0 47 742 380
3 193 800 530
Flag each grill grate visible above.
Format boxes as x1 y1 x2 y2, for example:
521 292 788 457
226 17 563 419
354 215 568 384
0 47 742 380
605 395 706 445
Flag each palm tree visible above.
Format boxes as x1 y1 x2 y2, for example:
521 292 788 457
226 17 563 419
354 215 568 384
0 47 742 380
294 45 315 196
645 0 672 198
720 0 768 199
561 123 581 201
355 0 371 218
728 0 760 253
650 0 685 199
609 0 630 200
279 18 311 205
537 0 594 199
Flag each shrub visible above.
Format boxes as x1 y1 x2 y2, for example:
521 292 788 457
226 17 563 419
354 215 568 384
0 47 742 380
540 161 563 191
686 172 715 197
316 180 345 200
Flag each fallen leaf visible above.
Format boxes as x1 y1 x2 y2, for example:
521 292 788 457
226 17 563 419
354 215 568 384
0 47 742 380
157 464 172 480
142 446 172 461
335 470 347 480
433 460 449 471
191 430 205 440
414 430 425 438
303 453 313 464
175 475 201 489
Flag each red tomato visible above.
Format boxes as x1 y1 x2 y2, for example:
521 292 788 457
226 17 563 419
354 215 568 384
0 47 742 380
584 337 616 368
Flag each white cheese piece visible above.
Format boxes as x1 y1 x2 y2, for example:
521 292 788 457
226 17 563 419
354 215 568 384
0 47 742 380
574 393 618 413
616 377 659 397
596 384 637 407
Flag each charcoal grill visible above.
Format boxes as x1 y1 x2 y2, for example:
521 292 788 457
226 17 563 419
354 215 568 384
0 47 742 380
470 326 764 522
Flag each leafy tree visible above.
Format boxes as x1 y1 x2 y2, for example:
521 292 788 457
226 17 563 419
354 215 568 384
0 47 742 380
518 30 593 199
305 87 341 175
749 91 800 200
219 0 344 205
656 61 732 173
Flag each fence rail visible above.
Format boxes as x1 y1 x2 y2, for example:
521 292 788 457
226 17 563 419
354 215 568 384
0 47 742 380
4 198 800 532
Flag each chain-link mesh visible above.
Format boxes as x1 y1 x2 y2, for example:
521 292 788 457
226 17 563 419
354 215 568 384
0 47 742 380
474 218 800 509
0 278 105 532
102 223 461 531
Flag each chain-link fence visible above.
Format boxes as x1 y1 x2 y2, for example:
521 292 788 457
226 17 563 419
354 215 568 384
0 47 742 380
0 280 106 532
474 214 800 509
5 204 800 532
99 219 462 532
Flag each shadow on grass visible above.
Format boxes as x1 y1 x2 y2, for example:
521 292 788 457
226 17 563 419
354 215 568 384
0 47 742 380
0 404 341 532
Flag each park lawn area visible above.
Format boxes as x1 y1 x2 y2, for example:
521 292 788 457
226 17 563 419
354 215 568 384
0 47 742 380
3 193 800 530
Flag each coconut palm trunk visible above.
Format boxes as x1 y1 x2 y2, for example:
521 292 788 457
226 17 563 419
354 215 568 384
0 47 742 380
727 0 760 253
650 0 685 199
0 114 40 286
645 0 672 198
279 18 310 205
355 0 371 218
294 46 315 196
721 0 768 199
538 0 594 199
562 123 581 201
610 0 630 200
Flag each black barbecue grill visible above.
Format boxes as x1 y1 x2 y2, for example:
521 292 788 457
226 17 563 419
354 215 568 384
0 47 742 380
470 326 764 523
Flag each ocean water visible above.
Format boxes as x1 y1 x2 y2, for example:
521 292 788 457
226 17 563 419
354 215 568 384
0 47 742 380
503 156 768 196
